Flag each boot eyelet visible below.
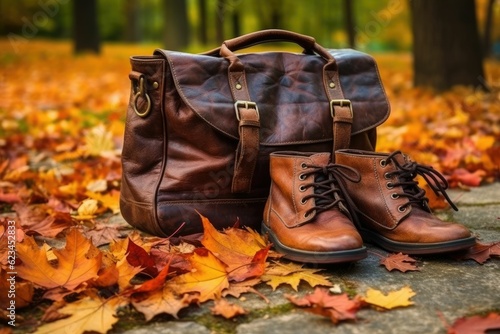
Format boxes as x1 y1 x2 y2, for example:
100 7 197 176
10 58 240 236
391 193 400 199
299 185 307 192
380 159 387 167
301 162 308 169
398 205 407 213
386 182 394 189
299 174 307 181
300 198 308 205
384 172 392 179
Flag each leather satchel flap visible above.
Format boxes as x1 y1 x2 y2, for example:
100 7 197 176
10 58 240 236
155 49 390 146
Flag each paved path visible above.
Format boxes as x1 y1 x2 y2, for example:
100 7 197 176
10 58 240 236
121 183 500 334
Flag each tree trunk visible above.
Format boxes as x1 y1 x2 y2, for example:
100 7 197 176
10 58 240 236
216 0 225 42
163 0 190 50
124 0 141 42
73 0 100 54
198 0 208 45
343 0 356 48
483 0 495 58
410 0 486 91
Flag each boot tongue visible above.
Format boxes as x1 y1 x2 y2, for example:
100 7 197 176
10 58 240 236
391 151 410 166
308 153 331 166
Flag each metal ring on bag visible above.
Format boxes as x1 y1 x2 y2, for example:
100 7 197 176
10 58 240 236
133 77 152 117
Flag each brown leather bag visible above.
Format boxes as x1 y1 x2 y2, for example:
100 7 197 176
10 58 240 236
120 29 390 237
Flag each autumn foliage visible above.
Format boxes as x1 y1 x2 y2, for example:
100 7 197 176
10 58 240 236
0 41 500 333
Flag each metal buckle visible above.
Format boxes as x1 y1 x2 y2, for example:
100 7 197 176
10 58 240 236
133 77 152 117
329 99 353 118
234 100 259 121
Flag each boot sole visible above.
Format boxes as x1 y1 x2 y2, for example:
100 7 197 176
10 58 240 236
359 228 477 255
262 223 367 264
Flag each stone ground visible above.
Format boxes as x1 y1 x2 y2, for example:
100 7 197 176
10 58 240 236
121 184 500 334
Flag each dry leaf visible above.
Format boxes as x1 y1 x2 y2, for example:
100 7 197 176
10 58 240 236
35 295 125 334
262 262 332 291
380 253 420 272
286 288 361 324
362 286 416 310
167 248 229 303
211 298 247 319
446 312 500 334
453 241 500 264
16 228 102 290
131 288 198 321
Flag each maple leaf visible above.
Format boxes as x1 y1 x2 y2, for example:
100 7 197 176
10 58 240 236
286 288 361 324
380 253 420 272
211 298 248 319
35 295 126 334
262 262 332 291
16 228 102 290
131 287 198 321
447 312 500 334
166 248 229 303
362 286 416 310
222 278 270 303
199 213 269 281
126 238 158 277
452 241 500 264
0 269 34 308
13 203 73 237
72 198 99 220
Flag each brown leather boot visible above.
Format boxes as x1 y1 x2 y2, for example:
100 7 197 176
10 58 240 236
335 149 476 254
262 151 367 263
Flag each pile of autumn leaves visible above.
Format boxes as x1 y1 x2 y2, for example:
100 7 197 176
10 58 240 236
1 214 420 333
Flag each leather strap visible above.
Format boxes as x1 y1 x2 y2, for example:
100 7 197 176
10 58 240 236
324 68 353 158
228 61 261 193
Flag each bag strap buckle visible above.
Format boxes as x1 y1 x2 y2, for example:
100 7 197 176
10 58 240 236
330 99 353 118
234 101 260 121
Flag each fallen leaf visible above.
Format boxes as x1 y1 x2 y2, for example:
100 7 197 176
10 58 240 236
167 248 229 302
380 253 420 272
16 228 102 290
447 312 500 334
286 288 361 324
131 288 198 321
262 262 332 291
35 295 125 334
362 286 416 310
453 241 500 264
126 238 158 277
200 213 269 281
211 298 247 319
72 199 99 220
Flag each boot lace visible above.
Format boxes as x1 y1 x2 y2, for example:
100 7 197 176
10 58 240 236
300 164 360 218
382 151 458 212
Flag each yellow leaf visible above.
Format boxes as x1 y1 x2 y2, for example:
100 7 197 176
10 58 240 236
83 124 116 157
262 262 332 291
35 295 124 334
132 287 197 321
167 248 229 302
362 286 416 310
72 199 99 220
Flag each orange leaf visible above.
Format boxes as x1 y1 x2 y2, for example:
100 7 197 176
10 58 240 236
167 248 229 302
131 287 198 321
200 213 269 282
447 312 500 334
211 298 247 319
16 228 102 290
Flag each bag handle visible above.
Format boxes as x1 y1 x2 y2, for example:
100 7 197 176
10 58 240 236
216 29 337 71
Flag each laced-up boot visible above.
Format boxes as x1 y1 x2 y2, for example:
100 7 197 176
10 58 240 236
262 151 367 263
335 149 476 254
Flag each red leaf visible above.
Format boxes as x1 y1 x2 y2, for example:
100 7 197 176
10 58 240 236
447 312 500 334
380 253 420 272
453 242 500 264
126 238 158 277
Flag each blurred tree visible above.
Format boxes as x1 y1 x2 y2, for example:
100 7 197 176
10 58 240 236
343 0 356 48
483 0 495 57
73 0 100 54
198 0 208 44
216 0 224 42
124 0 141 42
410 0 487 91
163 0 190 49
